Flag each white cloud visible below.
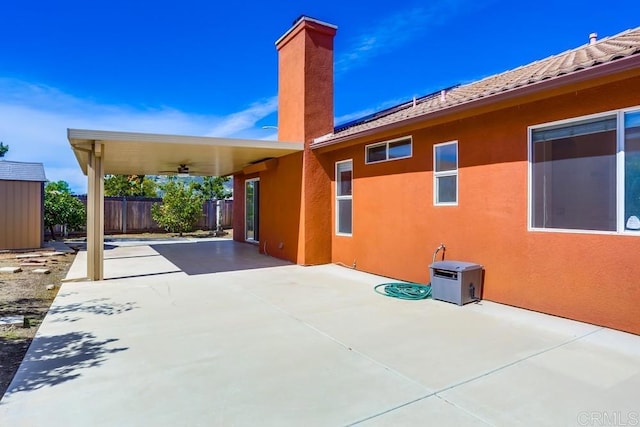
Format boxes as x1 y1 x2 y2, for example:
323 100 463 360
205 97 278 137
0 78 278 194
335 1 469 74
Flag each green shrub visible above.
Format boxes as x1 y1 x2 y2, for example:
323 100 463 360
151 180 204 236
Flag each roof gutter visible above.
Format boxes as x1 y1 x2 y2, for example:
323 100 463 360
312 54 640 150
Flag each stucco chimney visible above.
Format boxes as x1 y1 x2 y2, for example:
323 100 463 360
589 32 598 45
275 16 337 143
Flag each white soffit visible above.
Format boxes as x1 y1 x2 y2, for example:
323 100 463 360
67 129 303 176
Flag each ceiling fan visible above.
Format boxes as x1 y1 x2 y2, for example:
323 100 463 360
159 164 192 177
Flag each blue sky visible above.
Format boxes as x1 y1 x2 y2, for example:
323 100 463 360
1 0 639 193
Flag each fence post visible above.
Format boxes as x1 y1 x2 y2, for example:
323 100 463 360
208 199 213 230
216 199 221 231
122 196 127 234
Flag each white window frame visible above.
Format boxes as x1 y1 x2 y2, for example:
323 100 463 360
335 159 353 236
433 141 459 206
527 106 640 235
365 136 412 164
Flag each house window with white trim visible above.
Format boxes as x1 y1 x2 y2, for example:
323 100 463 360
336 160 353 235
530 108 640 233
365 137 412 164
434 141 458 205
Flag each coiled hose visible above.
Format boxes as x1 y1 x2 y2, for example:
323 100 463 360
373 244 443 300
374 282 432 300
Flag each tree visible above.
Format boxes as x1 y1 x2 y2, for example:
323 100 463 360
44 181 86 240
151 179 204 236
104 174 157 197
192 176 232 200
192 176 232 232
0 142 8 157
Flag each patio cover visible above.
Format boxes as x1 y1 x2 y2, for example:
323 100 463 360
67 128 303 281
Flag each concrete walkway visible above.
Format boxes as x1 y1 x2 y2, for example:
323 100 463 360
1 241 639 426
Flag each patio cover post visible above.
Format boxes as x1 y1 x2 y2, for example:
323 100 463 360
87 142 104 281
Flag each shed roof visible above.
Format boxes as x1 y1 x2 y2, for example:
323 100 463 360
314 26 640 147
0 160 47 182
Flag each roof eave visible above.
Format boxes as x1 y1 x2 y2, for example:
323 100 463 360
312 54 640 150
67 129 304 177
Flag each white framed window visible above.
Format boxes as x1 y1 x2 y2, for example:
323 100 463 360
434 141 458 205
528 107 640 234
365 136 412 164
336 160 353 236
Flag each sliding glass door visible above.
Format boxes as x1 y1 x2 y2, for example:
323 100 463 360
245 179 260 242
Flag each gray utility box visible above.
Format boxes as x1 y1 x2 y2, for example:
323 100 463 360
430 261 483 305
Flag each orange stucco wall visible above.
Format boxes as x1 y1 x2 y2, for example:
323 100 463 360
233 155 304 263
277 20 336 144
232 18 336 265
271 18 335 265
258 153 304 262
233 17 640 334
323 75 640 335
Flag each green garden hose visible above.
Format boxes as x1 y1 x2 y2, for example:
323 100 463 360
374 282 432 300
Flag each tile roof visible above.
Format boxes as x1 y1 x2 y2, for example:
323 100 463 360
0 160 47 182
314 26 640 146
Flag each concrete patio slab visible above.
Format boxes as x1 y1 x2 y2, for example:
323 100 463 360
1 240 639 426
151 240 292 275
64 244 184 282
438 329 640 426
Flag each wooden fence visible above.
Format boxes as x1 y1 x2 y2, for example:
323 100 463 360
53 196 233 236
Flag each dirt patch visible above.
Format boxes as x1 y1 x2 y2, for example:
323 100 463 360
0 248 76 398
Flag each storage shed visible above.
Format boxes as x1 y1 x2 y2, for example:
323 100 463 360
0 160 47 250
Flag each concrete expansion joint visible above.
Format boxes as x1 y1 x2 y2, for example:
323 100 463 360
347 392 496 426
348 326 605 426
432 326 606 397
346 392 436 426
432 394 496 426
242 286 429 388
